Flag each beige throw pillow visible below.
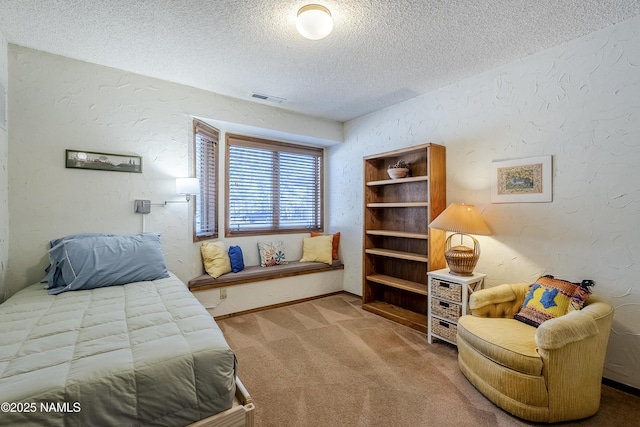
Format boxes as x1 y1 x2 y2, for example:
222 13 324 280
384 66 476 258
300 235 333 265
201 241 232 278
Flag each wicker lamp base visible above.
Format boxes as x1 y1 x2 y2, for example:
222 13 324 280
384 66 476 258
445 234 480 276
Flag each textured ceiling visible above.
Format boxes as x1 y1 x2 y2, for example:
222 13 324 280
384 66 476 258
1 1 639 122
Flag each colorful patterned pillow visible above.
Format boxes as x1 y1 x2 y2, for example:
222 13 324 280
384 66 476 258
514 275 593 327
257 241 287 267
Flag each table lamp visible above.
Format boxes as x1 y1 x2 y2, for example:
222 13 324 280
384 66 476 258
429 203 491 276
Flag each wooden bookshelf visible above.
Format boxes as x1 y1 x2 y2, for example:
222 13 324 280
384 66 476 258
366 274 429 296
362 143 446 333
366 230 429 239
364 248 428 262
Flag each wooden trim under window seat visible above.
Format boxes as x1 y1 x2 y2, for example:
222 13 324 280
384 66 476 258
188 260 344 292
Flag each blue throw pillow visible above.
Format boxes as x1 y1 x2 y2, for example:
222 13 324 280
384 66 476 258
46 232 169 295
49 232 116 248
43 233 116 285
228 245 245 273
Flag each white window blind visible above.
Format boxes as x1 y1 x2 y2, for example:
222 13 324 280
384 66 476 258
193 120 218 241
226 134 323 236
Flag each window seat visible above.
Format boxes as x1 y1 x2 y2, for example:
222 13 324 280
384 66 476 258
188 260 344 292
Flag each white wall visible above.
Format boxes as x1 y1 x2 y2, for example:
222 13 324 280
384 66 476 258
6 45 342 298
194 269 344 318
0 32 8 302
328 16 640 389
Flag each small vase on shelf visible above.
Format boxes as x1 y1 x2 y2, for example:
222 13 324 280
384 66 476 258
387 168 409 179
387 160 410 179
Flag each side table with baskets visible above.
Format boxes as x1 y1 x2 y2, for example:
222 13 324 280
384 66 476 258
427 268 486 345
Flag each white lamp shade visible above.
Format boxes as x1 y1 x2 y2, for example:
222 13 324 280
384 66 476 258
296 4 333 40
428 203 492 236
176 178 200 195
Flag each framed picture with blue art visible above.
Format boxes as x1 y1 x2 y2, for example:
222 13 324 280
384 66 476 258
65 149 142 173
491 155 552 203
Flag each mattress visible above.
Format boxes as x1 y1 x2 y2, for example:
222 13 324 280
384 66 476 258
0 273 236 426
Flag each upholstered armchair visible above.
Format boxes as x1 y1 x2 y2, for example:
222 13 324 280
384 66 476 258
456 283 614 423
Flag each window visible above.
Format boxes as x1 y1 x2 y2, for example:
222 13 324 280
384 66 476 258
225 134 323 236
193 120 219 241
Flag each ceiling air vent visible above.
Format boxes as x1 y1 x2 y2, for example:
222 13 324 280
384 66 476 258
250 93 286 104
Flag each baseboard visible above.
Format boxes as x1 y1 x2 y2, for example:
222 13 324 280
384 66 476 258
340 290 361 298
213 291 348 320
602 377 640 397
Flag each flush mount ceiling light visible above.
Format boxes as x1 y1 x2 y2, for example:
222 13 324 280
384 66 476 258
296 4 333 40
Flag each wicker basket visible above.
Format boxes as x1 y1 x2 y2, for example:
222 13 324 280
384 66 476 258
430 278 463 302
432 319 457 343
431 298 462 321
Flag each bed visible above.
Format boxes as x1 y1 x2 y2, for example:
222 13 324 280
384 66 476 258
0 233 254 426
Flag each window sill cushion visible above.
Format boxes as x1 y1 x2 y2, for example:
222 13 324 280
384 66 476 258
188 260 344 291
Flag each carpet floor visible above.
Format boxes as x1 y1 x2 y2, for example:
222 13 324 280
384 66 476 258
216 293 640 427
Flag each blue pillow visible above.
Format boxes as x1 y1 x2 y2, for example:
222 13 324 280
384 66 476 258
228 245 245 273
49 232 115 248
46 232 169 295
43 233 115 285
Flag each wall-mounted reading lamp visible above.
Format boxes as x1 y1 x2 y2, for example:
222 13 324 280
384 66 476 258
134 178 200 215
168 177 200 203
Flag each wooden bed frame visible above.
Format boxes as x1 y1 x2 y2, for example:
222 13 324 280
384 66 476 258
188 376 255 427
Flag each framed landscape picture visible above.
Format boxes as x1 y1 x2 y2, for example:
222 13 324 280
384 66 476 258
491 155 552 203
65 150 142 173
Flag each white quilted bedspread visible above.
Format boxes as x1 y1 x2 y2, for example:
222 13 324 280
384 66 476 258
0 274 236 426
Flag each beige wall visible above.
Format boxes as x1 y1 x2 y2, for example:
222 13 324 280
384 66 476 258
328 16 640 389
0 32 8 302
6 45 342 298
